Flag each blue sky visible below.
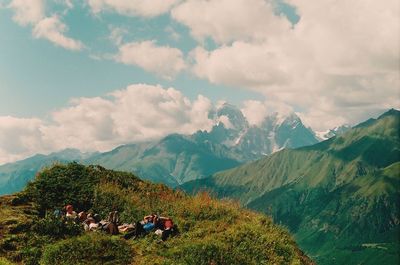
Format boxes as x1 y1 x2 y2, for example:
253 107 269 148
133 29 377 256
0 0 398 163
1 1 295 118
0 0 302 118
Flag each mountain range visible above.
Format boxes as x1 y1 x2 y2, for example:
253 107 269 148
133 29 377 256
1 105 398 264
181 109 400 265
0 103 319 194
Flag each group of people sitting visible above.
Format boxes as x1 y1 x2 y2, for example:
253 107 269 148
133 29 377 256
123 213 178 241
55 204 178 241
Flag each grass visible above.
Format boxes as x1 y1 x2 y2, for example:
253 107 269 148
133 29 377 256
0 163 313 265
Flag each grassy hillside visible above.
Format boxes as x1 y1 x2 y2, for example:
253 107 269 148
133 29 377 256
0 163 313 265
182 109 400 264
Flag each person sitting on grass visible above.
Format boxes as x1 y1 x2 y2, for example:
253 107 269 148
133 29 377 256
78 211 87 223
65 205 77 220
155 216 178 241
83 214 99 231
123 213 157 240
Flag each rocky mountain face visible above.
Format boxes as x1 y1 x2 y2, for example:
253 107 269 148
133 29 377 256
195 103 319 161
181 109 400 265
0 103 319 193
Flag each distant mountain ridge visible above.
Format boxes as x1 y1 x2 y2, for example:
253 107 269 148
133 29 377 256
0 149 94 195
0 103 319 193
181 109 400 265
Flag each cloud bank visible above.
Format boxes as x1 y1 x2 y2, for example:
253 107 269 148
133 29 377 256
2 0 399 163
0 84 214 164
183 0 400 130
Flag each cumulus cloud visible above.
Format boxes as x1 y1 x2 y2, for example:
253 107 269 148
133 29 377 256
8 0 44 25
241 100 269 126
191 43 290 89
87 0 181 17
171 0 290 44
183 0 400 130
115 41 186 79
33 16 84 51
0 116 49 164
0 84 214 164
8 1 84 51
241 100 295 126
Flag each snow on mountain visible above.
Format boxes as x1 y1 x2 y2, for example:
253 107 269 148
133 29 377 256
203 103 319 160
316 125 352 140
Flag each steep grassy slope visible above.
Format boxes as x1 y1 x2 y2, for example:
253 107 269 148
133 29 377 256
0 163 313 265
182 109 400 264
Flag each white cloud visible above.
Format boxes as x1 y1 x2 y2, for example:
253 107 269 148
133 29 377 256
115 41 186 79
241 100 269 126
191 43 290 89
0 116 48 164
8 0 84 51
0 84 215 164
87 0 181 17
32 16 84 51
241 100 295 126
186 0 400 130
171 0 290 44
8 0 44 25
107 85 213 142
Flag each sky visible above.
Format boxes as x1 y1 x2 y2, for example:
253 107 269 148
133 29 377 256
0 0 399 164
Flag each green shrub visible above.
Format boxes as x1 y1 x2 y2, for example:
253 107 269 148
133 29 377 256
25 163 144 217
31 214 82 239
40 233 133 265
92 183 128 218
26 163 99 215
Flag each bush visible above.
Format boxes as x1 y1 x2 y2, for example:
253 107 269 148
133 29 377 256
31 215 82 239
25 163 144 217
26 163 99 215
40 233 133 265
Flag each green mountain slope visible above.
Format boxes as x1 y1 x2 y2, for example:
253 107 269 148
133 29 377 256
0 163 313 265
181 109 400 265
86 134 242 187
